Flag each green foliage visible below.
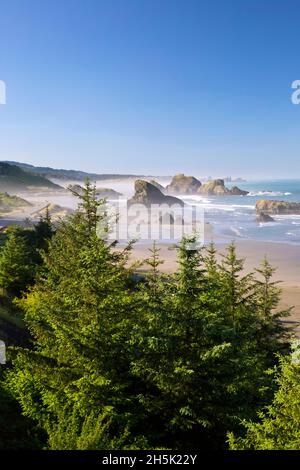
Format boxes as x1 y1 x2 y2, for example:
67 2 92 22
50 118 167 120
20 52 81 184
228 342 300 449
0 214 54 296
253 258 292 365
129 238 292 449
6 182 143 449
0 367 45 449
0 183 294 450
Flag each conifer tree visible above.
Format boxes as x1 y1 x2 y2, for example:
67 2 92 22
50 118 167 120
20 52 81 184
0 214 54 297
7 182 144 449
131 236 257 449
144 241 165 297
0 368 45 449
229 342 300 450
254 258 293 365
220 242 255 330
204 241 218 278
5 203 293 450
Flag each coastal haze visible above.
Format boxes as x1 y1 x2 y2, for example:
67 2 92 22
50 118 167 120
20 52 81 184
5 173 300 245
1 166 299 335
2 1 300 453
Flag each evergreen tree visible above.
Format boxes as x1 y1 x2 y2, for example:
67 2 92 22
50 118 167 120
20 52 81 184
0 228 36 297
220 242 255 331
229 342 300 450
5 202 293 450
0 368 45 449
7 182 145 449
0 214 54 297
204 242 218 278
254 258 293 366
144 241 165 297
131 237 259 449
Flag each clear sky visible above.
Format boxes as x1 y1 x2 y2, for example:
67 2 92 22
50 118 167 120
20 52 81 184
0 0 300 178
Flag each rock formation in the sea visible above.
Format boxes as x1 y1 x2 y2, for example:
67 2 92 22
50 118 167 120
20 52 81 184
198 179 248 196
149 179 166 192
230 185 249 196
128 180 184 206
256 200 300 215
256 212 275 223
31 203 74 221
198 179 227 195
166 173 202 195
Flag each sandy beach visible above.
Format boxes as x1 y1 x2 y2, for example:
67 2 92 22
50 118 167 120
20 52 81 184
129 239 300 335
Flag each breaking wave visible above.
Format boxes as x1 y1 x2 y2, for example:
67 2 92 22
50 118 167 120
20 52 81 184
248 191 291 197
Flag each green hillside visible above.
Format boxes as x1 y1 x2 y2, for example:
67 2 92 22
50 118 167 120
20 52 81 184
3 161 147 181
0 162 62 191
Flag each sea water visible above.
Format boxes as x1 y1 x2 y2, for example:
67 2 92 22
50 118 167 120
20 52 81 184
16 178 300 246
180 179 300 245
106 178 300 245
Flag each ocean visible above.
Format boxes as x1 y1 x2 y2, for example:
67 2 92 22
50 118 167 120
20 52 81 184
180 179 300 245
21 178 300 246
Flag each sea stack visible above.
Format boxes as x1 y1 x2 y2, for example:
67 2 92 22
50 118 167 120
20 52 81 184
128 180 184 207
199 179 248 196
256 200 300 215
166 173 202 195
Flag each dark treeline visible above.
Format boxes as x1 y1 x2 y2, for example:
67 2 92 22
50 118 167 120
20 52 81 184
0 182 299 450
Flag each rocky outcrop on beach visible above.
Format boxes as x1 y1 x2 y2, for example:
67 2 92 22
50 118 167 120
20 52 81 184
128 180 184 207
256 212 275 223
199 179 248 196
256 200 300 215
166 173 202 195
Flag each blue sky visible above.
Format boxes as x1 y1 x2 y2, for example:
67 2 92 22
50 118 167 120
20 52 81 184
0 0 300 178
